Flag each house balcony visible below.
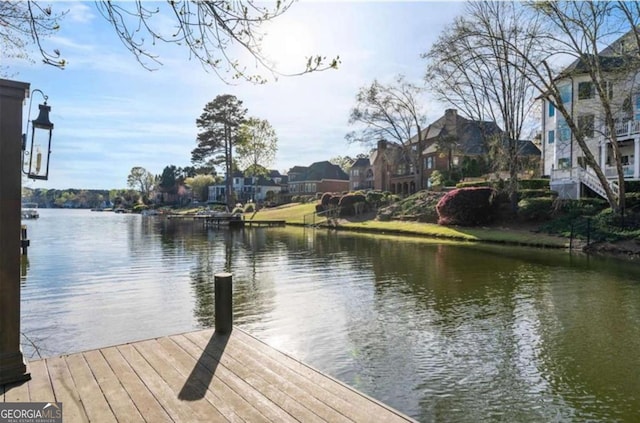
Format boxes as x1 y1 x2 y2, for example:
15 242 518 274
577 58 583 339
604 119 640 139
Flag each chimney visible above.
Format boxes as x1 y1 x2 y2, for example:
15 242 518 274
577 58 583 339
444 109 457 138
377 139 387 150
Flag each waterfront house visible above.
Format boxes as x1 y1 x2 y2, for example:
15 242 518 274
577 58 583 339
208 171 283 203
287 161 349 195
348 157 374 191
369 109 539 194
540 32 640 199
419 109 539 184
369 140 414 194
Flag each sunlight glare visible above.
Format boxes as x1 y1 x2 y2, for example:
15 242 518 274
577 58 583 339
261 21 317 74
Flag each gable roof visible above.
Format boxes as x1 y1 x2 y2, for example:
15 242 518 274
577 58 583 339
289 161 349 182
558 30 640 79
423 109 503 155
351 157 370 168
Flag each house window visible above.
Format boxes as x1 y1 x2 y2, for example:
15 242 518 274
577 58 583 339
635 94 640 121
548 102 555 117
578 81 595 100
548 130 555 144
558 158 571 169
426 156 434 169
603 81 614 99
351 169 360 177
578 114 594 138
557 117 571 142
559 83 572 104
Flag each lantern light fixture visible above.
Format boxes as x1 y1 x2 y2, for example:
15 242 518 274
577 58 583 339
22 89 54 180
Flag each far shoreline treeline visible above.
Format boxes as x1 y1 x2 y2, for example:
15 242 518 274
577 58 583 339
22 187 133 209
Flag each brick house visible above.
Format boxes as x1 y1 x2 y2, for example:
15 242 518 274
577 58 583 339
288 161 349 194
349 157 374 191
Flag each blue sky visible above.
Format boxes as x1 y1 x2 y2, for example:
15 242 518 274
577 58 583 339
9 1 466 190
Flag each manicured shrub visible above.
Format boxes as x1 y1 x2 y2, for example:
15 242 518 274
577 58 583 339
519 179 550 190
625 181 640 193
244 203 255 213
328 195 341 206
559 198 608 217
232 206 244 214
320 192 334 207
518 197 555 221
338 193 366 216
315 204 325 213
436 187 497 226
291 195 300 203
366 191 385 205
626 192 640 209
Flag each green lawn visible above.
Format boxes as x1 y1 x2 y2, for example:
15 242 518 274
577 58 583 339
250 203 569 248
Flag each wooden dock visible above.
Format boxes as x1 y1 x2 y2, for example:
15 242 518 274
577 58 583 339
1 328 415 422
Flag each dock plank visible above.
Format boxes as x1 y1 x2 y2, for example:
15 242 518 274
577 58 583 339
169 334 297 423
65 353 117 423
3 380 29 402
82 349 145 423
27 359 56 402
2 328 416 423
116 344 199 422
100 347 173 423
232 328 402 422
130 340 232 422
46 356 89 422
183 331 331 423
188 330 353 422
152 337 267 422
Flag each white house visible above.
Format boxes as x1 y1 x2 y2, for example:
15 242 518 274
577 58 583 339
208 171 282 203
541 33 640 199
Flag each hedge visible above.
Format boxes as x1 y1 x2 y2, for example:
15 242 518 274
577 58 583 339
519 179 550 190
518 197 555 221
436 187 497 226
518 189 558 200
338 193 366 216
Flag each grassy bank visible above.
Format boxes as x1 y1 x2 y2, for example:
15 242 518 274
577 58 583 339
249 203 569 248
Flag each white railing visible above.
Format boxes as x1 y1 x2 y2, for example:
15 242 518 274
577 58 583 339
605 165 634 178
577 167 618 200
604 119 640 138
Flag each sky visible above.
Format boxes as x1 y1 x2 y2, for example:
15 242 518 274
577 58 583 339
7 1 467 190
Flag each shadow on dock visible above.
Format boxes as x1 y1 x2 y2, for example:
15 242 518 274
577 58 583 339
178 331 230 401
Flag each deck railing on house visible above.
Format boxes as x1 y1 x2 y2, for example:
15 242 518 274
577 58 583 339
603 119 640 138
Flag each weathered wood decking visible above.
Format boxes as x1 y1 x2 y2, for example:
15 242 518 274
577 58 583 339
1 328 415 422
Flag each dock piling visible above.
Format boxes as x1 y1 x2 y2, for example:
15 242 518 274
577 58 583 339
215 272 233 334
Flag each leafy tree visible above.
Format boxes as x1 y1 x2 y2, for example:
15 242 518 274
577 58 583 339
126 166 155 198
4 1 338 82
192 95 247 207
347 75 428 191
158 165 178 195
236 117 278 200
423 1 540 212
184 174 217 203
329 154 369 173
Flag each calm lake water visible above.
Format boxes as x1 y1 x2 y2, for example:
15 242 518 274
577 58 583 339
19 209 640 422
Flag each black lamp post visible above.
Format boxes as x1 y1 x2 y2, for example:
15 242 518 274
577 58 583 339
23 90 54 180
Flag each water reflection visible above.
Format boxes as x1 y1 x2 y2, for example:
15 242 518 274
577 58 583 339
19 210 640 422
